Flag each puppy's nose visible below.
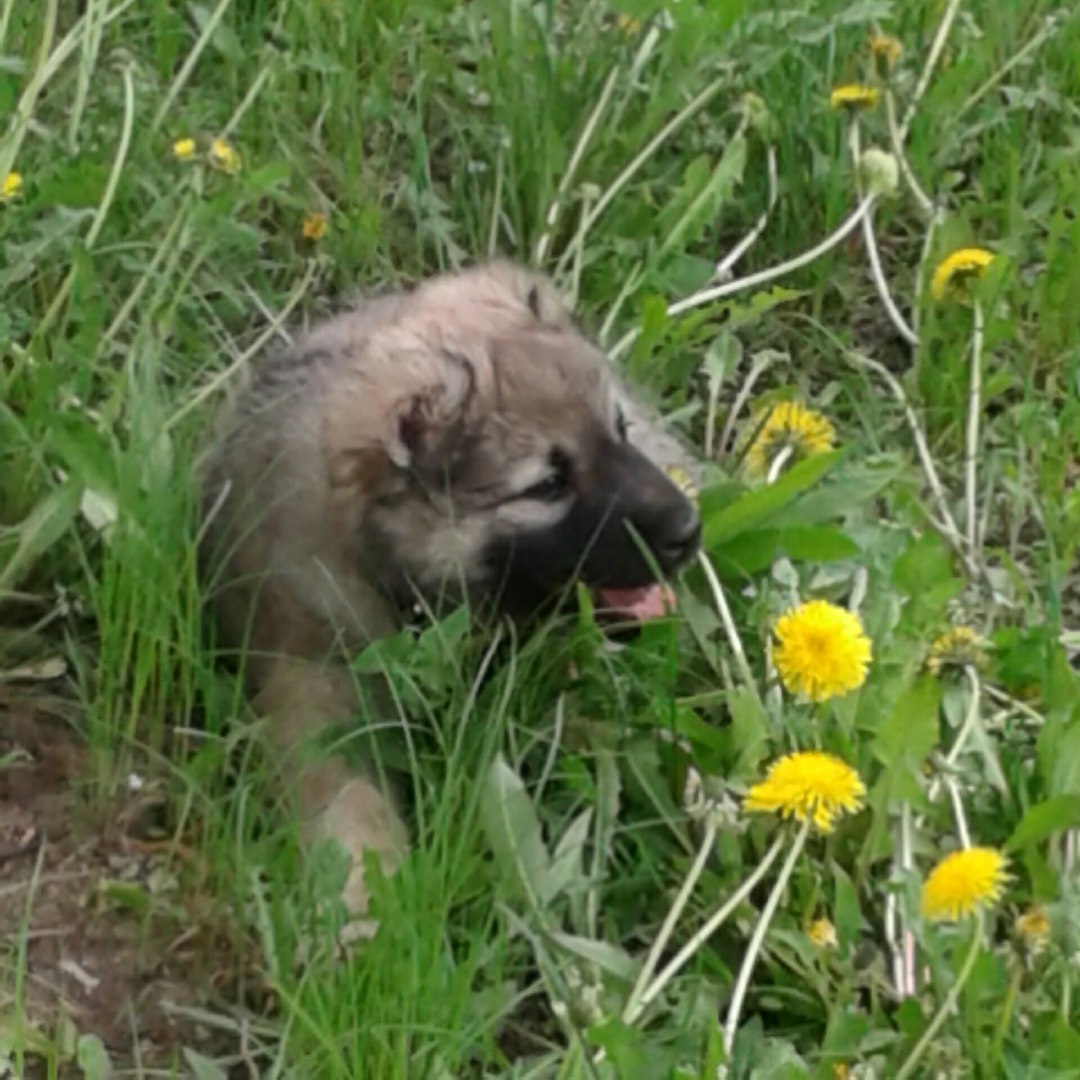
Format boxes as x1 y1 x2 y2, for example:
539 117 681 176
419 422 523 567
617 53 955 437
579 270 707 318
653 503 702 569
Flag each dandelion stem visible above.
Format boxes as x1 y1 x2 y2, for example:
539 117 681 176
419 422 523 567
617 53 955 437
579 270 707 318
885 888 902 996
765 445 794 485
926 666 982 812
900 802 917 996
152 0 238 133
847 118 917 347
899 0 964 142
219 61 275 141
842 349 977 578
624 817 719 1022
955 14 1061 125
895 914 983 1080
486 141 505 258
568 187 597 308
34 64 136 340
990 966 1021 1070
715 144 778 281
717 352 776 461
948 667 982 772
165 259 319 431
945 776 972 849
965 299 985 557
884 89 934 218
862 203 919 346
609 196 878 362
555 74 729 280
599 264 644 347
697 551 761 703
722 821 810 1056
85 64 135 251
628 834 785 1024
533 64 620 266
911 207 943 341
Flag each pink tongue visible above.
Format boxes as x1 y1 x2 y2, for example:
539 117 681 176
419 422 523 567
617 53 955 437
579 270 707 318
595 583 676 621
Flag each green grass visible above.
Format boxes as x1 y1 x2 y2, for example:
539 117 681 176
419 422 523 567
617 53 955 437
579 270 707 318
2 0 1080 1076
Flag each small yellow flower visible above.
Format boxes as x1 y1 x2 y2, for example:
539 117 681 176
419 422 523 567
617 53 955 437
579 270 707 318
172 137 196 161
829 84 879 111
1014 907 1050 951
302 211 328 241
921 847 1008 922
666 465 699 507
1 171 23 201
870 33 903 68
808 917 838 948
931 247 995 301
744 401 835 478
615 13 641 36
745 751 866 834
926 626 985 678
773 599 872 703
209 137 241 175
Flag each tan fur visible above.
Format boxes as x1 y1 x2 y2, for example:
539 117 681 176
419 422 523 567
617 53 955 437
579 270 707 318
199 261 699 928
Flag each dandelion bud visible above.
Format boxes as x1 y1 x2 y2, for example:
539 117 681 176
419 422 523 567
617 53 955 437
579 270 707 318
859 148 899 198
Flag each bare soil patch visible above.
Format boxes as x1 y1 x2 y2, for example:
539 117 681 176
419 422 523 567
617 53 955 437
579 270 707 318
0 693 268 1076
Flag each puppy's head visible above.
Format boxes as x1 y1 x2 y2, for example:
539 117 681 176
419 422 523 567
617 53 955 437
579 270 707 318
325 262 701 619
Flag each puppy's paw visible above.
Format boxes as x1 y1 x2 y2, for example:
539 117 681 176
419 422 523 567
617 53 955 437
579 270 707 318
308 775 409 927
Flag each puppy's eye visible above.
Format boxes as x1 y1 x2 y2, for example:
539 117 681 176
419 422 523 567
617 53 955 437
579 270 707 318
518 449 572 502
615 409 629 442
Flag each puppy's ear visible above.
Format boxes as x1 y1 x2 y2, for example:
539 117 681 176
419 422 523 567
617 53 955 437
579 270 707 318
327 351 475 491
383 350 475 473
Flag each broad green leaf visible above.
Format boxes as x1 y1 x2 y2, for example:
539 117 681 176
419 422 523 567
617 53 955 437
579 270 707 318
729 685 769 781
832 863 861 952
548 932 638 981
548 808 593 902
1006 795 1080 853
769 460 905 528
76 1034 112 1080
778 526 861 562
0 478 82 590
1040 713 1080 798
182 1049 229 1080
658 136 747 257
822 1006 871 1055
870 677 942 795
703 449 846 547
713 525 859 575
480 755 553 908
627 294 670 376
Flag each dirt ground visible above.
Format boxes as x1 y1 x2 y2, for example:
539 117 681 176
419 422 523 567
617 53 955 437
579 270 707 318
0 692 270 1077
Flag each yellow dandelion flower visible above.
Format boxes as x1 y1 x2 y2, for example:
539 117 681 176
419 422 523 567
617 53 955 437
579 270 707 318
773 599 872 703
209 137 241 175
870 33 903 68
615 13 641 36
926 626 985 678
808 917 838 948
666 465 699 507
829 84 879 111
172 137 196 161
744 401 836 478
833 1066 850 1080
931 247 995 301
1 171 24 201
921 847 1008 922
302 211 328 240
744 751 866 834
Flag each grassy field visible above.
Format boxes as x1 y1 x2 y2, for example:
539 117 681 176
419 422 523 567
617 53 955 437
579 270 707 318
2 0 1080 1076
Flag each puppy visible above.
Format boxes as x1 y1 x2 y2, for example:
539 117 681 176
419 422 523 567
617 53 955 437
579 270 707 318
199 261 701 923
